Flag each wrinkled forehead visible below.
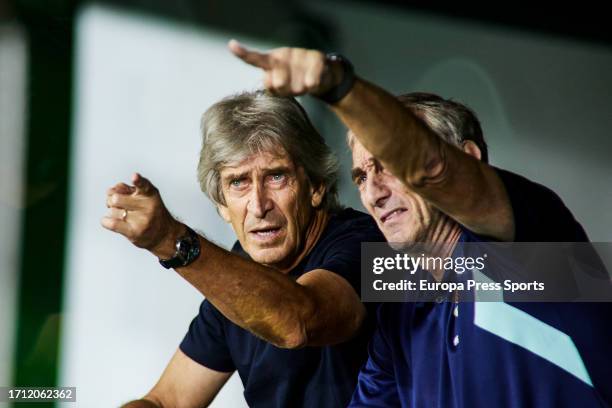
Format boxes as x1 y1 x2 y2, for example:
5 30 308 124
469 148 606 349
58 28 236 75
219 147 296 176
348 134 375 169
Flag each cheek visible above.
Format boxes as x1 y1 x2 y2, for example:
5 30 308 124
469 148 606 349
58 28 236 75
359 188 373 210
277 186 304 222
413 196 433 218
396 185 422 213
226 202 248 231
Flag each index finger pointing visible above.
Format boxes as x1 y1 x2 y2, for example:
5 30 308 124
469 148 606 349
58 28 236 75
228 39 272 70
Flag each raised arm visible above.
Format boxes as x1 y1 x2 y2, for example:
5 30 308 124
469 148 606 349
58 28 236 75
229 41 514 241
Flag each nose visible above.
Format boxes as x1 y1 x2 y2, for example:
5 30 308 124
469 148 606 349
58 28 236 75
364 172 391 209
247 182 273 218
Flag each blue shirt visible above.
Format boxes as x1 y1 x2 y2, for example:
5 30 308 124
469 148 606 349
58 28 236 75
180 208 384 408
350 169 612 407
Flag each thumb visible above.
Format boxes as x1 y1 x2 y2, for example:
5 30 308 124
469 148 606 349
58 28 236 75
132 172 155 195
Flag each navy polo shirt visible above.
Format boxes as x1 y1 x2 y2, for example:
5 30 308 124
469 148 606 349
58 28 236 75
180 208 384 408
350 168 612 407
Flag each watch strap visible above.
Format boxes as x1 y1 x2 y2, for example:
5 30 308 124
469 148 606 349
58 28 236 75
316 53 356 104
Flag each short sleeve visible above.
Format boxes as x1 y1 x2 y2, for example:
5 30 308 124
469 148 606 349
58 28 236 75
179 299 236 372
310 211 385 294
494 168 588 242
461 169 592 299
349 304 402 407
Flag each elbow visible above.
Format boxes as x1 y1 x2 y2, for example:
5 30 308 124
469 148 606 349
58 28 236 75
274 300 316 349
277 328 309 349
278 302 366 349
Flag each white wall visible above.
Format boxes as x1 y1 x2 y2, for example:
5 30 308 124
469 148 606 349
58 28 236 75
59 5 275 406
0 22 27 404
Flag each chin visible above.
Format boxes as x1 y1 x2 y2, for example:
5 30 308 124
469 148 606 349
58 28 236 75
246 246 289 266
384 229 422 251
382 227 407 244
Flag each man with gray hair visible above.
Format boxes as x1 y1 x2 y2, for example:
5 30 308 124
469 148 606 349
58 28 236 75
103 90 384 407
231 41 612 407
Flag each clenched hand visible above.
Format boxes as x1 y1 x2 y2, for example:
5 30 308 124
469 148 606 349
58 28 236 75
101 173 183 258
228 39 343 97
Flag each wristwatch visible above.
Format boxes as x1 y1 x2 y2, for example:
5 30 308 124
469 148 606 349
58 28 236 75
158 226 201 269
316 53 356 104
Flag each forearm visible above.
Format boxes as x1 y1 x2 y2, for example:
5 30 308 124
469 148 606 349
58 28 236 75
332 78 446 187
154 233 316 348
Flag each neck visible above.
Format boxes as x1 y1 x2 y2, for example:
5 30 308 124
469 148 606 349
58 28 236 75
423 214 463 281
278 208 330 273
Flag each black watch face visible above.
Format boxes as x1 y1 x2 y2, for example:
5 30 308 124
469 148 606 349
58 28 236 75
164 228 200 268
176 239 190 259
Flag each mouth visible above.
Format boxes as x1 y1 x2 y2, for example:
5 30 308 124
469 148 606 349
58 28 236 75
249 226 283 241
380 208 407 224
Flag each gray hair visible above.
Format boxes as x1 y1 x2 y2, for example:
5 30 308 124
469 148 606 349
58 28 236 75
198 90 342 211
348 92 488 163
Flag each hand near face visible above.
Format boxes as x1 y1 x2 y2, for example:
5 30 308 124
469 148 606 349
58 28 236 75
228 40 342 97
101 173 183 256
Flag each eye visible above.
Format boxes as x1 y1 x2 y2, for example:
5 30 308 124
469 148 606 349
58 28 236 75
354 173 367 186
267 173 286 183
229 178 245 188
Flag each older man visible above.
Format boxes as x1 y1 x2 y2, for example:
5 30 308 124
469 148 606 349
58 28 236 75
103 90 383 407
231 41 612 407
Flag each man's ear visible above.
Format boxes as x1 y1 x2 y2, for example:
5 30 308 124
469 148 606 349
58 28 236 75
218 204 232 223
462 140 482 161
310 183 326 208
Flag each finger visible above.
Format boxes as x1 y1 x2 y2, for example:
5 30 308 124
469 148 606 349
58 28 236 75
228 39 272 70
290 65 307 95
304 53 325 92
100 215 131 236
106 192 140 210
107 207 129 220
132 172 155 196
284 48 307 94
271 67 291 95
107 183 135 196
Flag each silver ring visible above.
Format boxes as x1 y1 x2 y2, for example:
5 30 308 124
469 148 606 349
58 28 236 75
121 209 128 221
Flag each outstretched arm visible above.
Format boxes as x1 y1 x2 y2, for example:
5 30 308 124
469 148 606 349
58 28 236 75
102 173 365 349
229 40 514 241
